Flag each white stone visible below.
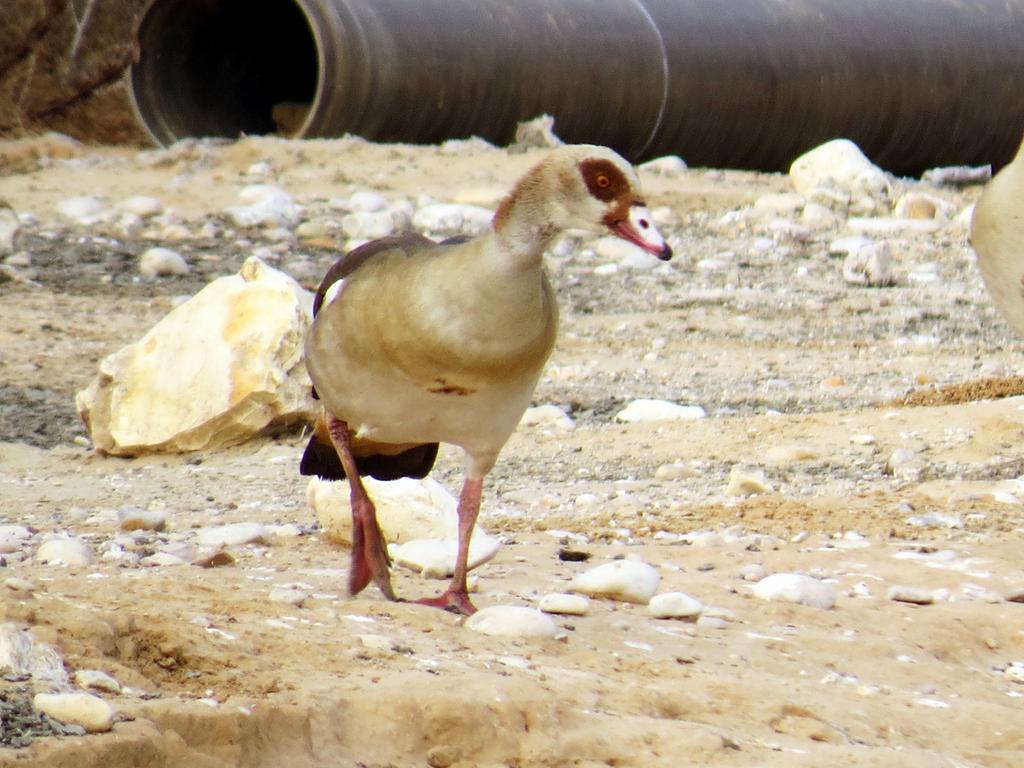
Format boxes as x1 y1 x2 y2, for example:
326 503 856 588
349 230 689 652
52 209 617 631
118 195 164 218
413 203 493 235
842 241 894 286
614 399 706 423
76 257 316 455
465 606 558 639
511 114 563 150
829 235 874 256
800 203 838 229
117 506 167 532
225 185 301 228
343 191 390 212
140 552 187 567
520 404 575 431
893 192 955 221
594 237 661 270
654 462 700 481
538 593 591 616
765 445 817 463
789 139 891 198
0 624 67 686
55 195 109 225
139 247 190 279
887 586 935 605
845 217 942 235
33 692 113 733
195 522 269 548
0 202 19 256
36 537 92 567
649 592 703 619
753 573 837 609
75 669 121 694
1004 663 1024 684
269 585 309 606
754 192 806 213
850 433 877 445
569 560 660 604
389 537 501 578
725 467 773 496
740 563 768 582
340 210 399 241
309 476 500 554
639 155 687 175
0 525 32 554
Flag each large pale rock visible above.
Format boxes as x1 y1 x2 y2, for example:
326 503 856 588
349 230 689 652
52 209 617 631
76 257 316 455
33 692 114 733
309 476 501 556
790 139 891 199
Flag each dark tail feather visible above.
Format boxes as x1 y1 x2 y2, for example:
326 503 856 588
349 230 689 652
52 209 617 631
300 434 346 480
299 436 440 482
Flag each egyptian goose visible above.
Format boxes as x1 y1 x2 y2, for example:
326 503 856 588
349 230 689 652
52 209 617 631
301 144 672 614
972 134 1024 337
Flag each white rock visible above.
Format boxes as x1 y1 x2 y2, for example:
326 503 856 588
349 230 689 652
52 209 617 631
511 114 563 150
845 217 942 235
0 202 20 256
886 448 918 473
740 563 768 582
887 586 935 605
465 606 558 638
269 585 309 606
76 257 316 455
725 467 773 496
225 185 301 228
765 445 817 463
850 433 877 445
55 195 109 225
413 203 493 236
842 241 894 286
389 537 501 578
639 155 687 175
828 235 875 256
343 191 390 212
118 195 164 218
117 506 167 532
800 202 838 229
570 560 660 604
789 139 891 198
754 193 806 213
753 573 837 609
649 592 703 619
139 247 190 279
36 537 92 567
309 476 500 555
33 692 113 733
654 462 700 481
594 237 661 270
340 210 399 241
538 593 591 616
520 404 575 431
0 525 32 554
195 522 269 548
615 399 706 423
0 624 67 685
74 669 121 694
893 192 955 220
1004 663 1024 684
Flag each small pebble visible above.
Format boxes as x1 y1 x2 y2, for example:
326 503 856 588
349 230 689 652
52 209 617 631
117 506 168 532
74 669 121 694
0 524 32 554
55 195 108 225
225 185 301 228
739 564 767 582
725 466 773 496
0 203 19 256
1004 663 1024 684
570 560 660 604
36 537 92 567
33 693 113 733
649 592 703 620
413 203 492 235
638 155 687 175
1004 587 1024 603
139 247 190 279
842 241 894 286
765 445 817 463
118 195 164 218
194 523 269 548
654 462 700 481
520 404 575 431
538 593 590 616
615 399 706 423
887 586 935 605
465 606 558 639
269 586 309 607
753 573 837 609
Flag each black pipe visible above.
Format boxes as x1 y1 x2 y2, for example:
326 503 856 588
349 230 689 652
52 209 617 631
129 0 1024 174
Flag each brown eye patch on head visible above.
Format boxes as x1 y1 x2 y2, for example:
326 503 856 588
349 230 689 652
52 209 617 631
579 158 630 202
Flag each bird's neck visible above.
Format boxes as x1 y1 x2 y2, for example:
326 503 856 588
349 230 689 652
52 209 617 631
490 171 560 270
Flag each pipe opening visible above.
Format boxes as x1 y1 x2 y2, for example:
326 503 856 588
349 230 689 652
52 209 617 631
131 0 318 144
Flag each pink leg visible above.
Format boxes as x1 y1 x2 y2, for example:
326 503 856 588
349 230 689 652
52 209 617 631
326 416 396 601
415 475 483 615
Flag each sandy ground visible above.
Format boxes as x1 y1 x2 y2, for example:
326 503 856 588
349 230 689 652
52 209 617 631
1 134 1024 767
